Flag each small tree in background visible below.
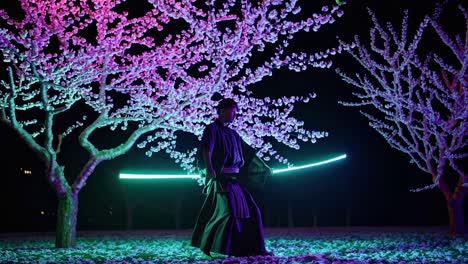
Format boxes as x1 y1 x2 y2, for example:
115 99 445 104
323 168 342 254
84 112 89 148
337 3 467 235
0 0 350 248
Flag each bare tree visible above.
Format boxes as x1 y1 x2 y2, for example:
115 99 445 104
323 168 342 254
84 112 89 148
337 3 467 235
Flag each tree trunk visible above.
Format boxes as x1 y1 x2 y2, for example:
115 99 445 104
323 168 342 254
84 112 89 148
312 209 318 227
437 177 466 236
126 203 133 230
174 198 182 230
447 198 465 236
287 200 294 227
55 192 78 248
265 205 271 227
122 185 133 230
346 207 352 227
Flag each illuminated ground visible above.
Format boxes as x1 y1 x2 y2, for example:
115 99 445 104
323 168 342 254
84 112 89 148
0 227 466 263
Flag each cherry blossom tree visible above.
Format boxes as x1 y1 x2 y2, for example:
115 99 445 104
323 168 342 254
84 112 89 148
337 3 467 235
0 0 349 248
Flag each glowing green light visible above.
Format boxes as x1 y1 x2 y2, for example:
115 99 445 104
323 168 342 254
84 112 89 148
119 174 200 179
119 154 347 179
272 154 347 174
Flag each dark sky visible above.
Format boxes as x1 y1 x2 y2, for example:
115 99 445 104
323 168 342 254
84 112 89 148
0 0 466 232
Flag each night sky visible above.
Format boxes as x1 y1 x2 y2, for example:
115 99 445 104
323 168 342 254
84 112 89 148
0 0 466 233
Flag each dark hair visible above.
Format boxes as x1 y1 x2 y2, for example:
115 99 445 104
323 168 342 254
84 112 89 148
216 98 238 111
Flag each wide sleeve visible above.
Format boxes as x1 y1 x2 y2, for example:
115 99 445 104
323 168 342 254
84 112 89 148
197 125 215 191
239 138 273 191
200 125 215 153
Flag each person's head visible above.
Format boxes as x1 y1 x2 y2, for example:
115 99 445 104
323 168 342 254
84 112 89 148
216 98 238 123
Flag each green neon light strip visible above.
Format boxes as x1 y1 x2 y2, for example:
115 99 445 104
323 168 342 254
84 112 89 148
119 154 346 179
119 174 200 179
272 154 347 174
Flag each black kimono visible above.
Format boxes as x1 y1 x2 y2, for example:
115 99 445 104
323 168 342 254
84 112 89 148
190 119 272 257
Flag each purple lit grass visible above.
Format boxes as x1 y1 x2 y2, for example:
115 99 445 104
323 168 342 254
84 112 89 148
1 227 466 263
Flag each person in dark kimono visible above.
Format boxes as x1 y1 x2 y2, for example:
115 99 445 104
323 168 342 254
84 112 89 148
190 98 274 257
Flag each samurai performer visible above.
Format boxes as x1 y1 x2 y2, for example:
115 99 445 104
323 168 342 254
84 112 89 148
190 98 274 257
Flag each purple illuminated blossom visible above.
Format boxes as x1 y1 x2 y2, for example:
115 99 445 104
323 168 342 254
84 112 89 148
0 0 350 174
1 0 349 247
337 4 467 235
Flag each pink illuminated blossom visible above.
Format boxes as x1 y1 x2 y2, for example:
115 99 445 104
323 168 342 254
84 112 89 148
1 0 348 247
